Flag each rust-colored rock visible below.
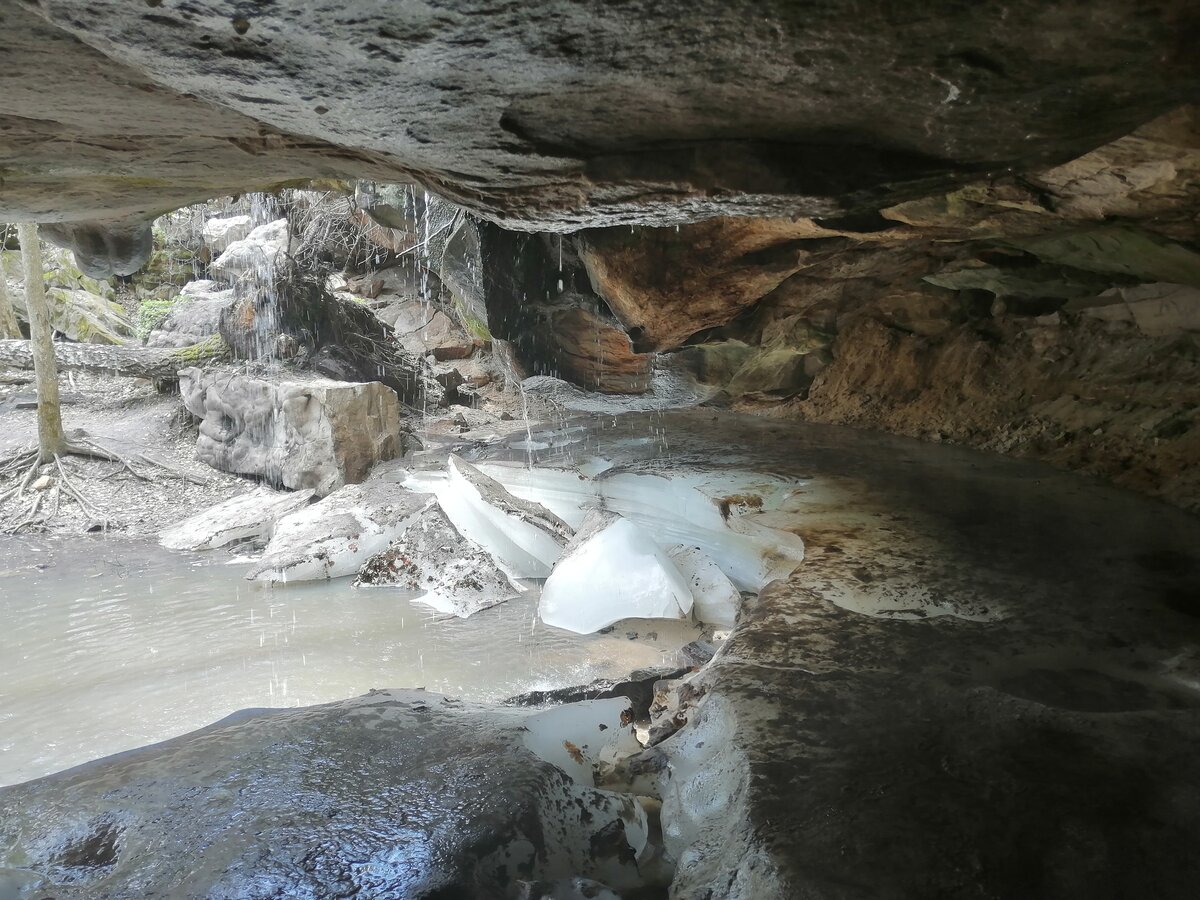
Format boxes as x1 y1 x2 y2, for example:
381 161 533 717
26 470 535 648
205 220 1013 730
578 218 849 352
550 308 653 394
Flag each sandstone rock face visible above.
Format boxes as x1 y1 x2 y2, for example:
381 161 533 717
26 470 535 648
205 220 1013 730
579 218 846 351
3 1 1196 230
179 366 402 495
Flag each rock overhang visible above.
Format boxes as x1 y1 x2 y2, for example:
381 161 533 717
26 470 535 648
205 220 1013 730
2 0 1197 230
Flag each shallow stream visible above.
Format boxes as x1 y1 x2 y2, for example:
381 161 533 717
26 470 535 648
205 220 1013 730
0 536 689 786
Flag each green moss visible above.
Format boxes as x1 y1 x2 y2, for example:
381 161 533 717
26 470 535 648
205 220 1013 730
452 296 492 341
136 296 178 338
172 333 229 363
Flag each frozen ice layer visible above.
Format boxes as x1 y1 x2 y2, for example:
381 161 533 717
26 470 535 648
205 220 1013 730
668 545 741 627
159 488 314 551
355 503 525 617
540 511 694 634
403 456 572 578
473 461 806 591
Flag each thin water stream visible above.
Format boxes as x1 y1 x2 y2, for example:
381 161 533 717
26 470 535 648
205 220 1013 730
0 536 690 787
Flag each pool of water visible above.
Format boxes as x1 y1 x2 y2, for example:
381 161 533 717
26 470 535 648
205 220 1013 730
0 536 691 786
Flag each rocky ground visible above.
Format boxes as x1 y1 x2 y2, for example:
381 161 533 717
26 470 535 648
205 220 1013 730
4 409 1199 898
0 373 250 536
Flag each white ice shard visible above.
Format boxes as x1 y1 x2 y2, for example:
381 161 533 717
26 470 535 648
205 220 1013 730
667 545 741 627
474 461 806 590
354 503 525 617
403 455 571 578
247 481 431 583
158 488 315 551
540 511 694 634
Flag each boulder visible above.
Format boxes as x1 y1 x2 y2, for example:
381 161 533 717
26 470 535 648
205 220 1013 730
354 502 525 617
209 219 289 283
179 366 403 495
145 280 236 349
247 478 432 582
44 288 132 345
159 488 315 551
200 215 253 254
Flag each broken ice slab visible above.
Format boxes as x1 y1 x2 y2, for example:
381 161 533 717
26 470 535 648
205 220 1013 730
159 488 315 552
246 481 432 583
402 455 572 578
667 545 741 627
354 503 525 617
540 511 695 634
472 461 806 591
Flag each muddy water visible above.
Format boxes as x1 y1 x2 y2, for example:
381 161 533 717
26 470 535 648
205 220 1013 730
0 537 691 786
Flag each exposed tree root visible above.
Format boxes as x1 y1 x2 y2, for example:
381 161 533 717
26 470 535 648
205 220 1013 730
0 428 208 533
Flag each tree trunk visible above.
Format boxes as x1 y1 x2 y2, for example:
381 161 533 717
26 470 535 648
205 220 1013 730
17 223 65 460
0 236 21 339
0 336 228 380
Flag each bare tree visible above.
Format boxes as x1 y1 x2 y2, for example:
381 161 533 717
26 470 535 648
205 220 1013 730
0 224 203 531
0 226 21 339
16 223 65 458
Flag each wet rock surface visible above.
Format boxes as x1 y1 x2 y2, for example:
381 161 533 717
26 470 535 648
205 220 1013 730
0 692 663 899
612 411 1200 899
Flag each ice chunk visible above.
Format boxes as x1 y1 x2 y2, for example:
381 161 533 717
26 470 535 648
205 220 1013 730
247 481 431 583
159 488 315 551
354 503 525 617
540 511 694 634
475 461 806 590
403 456 571 577
668 545 741 627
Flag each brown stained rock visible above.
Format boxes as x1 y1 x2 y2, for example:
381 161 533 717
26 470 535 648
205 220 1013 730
768 315 1200 513
550 307 653 394
578 218 849 351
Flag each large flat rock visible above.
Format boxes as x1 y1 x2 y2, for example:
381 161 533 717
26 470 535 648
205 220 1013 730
0 692 661 898
621 411 1200 899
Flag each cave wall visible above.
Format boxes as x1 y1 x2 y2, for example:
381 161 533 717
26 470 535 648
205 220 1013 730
572 108 1200 511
